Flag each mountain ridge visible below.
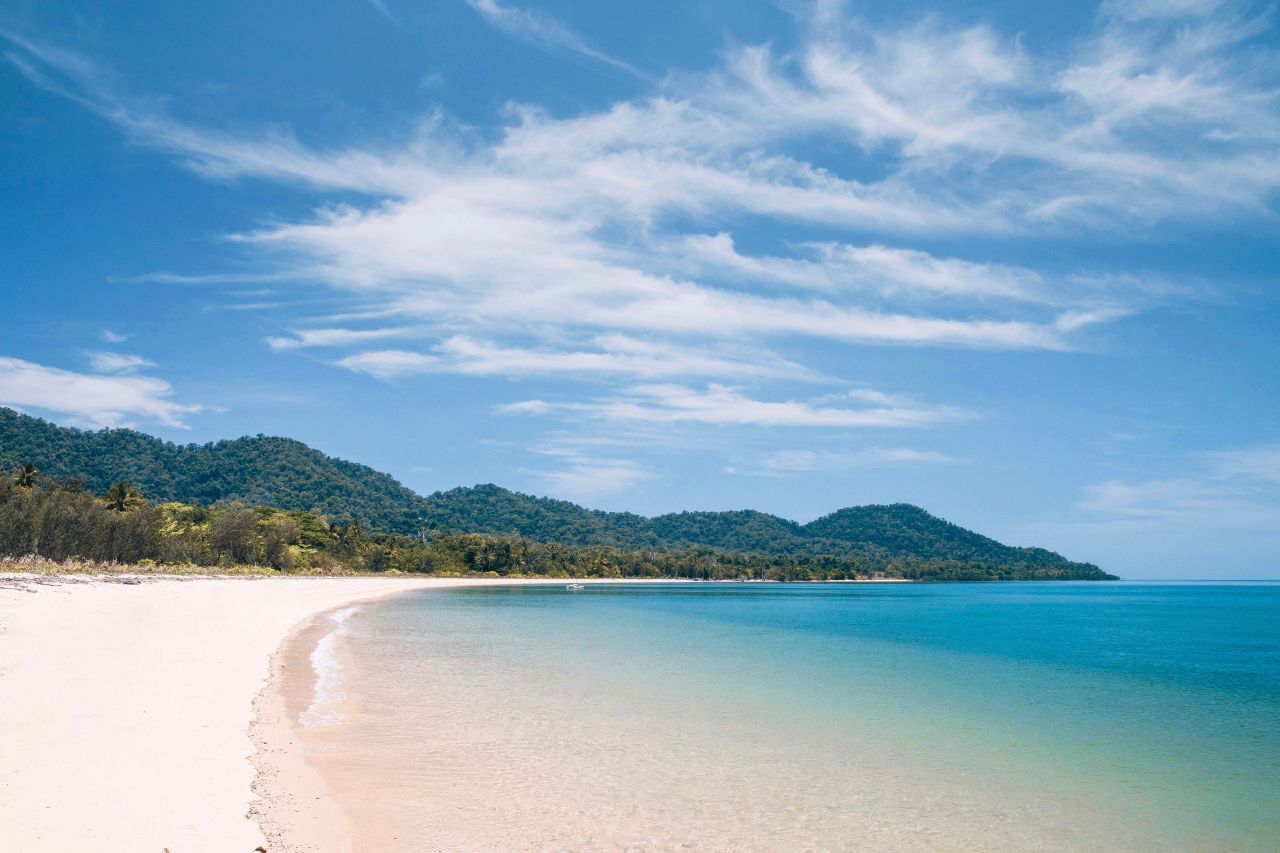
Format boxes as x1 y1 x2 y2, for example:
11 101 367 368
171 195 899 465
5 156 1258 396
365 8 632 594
0 407 1112 578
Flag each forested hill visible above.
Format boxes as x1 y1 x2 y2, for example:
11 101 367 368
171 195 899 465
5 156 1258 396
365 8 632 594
0 407 427 534
422 485 1095 574
0 407 1113 578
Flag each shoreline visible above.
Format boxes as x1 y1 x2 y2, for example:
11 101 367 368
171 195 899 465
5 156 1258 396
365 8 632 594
0 574 689 851
249 598 374 852
0 573 534 851
4 574 1255 850
248 577 699 852
245 579 1158 853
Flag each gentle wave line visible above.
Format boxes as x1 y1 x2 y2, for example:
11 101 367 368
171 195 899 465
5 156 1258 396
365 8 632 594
299 605 361 727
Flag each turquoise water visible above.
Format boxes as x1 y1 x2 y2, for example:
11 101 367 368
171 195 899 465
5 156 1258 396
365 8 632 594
312 582 1280 851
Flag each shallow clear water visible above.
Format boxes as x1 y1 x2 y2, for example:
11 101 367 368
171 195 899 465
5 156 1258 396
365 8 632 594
305 582 1280 851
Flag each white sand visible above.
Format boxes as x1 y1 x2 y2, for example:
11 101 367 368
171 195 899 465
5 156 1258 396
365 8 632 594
0 574 541 852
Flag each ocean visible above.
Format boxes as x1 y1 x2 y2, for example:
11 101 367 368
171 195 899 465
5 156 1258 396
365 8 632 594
294 581 1280 851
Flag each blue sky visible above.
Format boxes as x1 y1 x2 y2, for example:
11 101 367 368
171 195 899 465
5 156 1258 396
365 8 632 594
1 0 1278 577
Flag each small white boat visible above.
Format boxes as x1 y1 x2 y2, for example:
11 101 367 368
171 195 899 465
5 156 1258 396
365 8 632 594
566 583 586 591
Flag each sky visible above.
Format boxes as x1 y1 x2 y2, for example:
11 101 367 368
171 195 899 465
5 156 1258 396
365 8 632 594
1 0 1277 578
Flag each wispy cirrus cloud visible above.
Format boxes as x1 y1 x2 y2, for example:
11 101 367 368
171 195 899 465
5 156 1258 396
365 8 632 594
756 446 960 473
1012 441 1280 576
464 0 643 77
1209 445 1280 483
364 0 399 26
674 234 1049 302
1081 477 1280 530
238 200 1079 348
1101 0 1228 22
499 384 967 429
715 2 1280 221
534 455 655 500
0 356 200 428
334 335 814 381
1081 442 1280 527
522 438 657 501
510 430 679 500
2 2 1274 438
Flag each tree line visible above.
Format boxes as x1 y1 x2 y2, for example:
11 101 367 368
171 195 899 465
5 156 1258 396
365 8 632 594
0 465 1114 581
0 407 1112 578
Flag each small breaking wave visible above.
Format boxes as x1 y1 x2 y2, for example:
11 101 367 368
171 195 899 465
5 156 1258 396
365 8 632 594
299 605 360 727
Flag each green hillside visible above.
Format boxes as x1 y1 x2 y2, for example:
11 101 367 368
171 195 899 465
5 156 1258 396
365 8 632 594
0 407 1114 579
0 408 425 533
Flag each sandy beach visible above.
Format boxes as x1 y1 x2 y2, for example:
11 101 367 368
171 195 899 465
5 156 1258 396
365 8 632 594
0 574 550 852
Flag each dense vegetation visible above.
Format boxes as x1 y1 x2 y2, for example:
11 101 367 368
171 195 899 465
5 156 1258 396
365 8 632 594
0 408 1115 580
0 407 426 533
0 478 1112 581
421 484 1092 573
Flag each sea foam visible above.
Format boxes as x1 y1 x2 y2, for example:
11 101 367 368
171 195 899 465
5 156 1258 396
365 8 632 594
299 605 361 727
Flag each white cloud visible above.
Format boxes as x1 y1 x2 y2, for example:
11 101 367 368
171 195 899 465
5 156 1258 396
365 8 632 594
365 0 398 26
3 5 1273 400
1085 478 1229 518
1081 443 1280 528
331 349 433 381
0 21 1166 375
242 200 1074 348
514 432 660 500
1101 0 1227 21
527 453 655 501
9 6 1276 235
0 356 200 428
536 457 654 500
841 389 908 406
206 300 286 312
1081 476 1280 528
676 234 1048 302
499 384 966 428
464 0 641 76
334 335 814 381
128 271 300 285
759 447 958 472
706 7 1280 221
100 329 129 344
265 326 414 350
1210 445 1280 483
88 352 156 373
501 398 554 416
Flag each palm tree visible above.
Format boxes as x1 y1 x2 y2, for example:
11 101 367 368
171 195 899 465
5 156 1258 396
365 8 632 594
103 480 145 512
11 462 38 488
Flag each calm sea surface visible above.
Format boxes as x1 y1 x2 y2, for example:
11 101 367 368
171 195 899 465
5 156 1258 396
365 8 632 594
302 582 1280 851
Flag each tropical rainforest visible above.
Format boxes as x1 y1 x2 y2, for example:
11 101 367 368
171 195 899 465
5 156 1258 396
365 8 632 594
0 407 1115 580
